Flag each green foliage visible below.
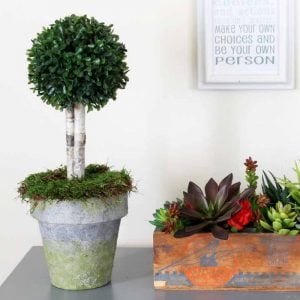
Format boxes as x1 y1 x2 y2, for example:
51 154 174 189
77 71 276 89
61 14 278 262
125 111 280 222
150 208 169 230
280 163 300 205
244 157 259 211
27 15 129 111
259 201 299 235
246 169 259 211
244 157 258 190
174 174 254 240
150 200 187 234
18 164 133 202
246 170 259 190
262 171 290 205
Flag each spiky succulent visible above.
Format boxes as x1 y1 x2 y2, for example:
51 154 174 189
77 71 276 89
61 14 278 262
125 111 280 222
260 201 299 235
150 200 186 234
262 171 290 205
174 174 254 240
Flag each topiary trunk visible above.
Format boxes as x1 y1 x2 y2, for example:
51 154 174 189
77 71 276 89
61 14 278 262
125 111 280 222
66 107 75 179
74 103 86 179
66 104 86 179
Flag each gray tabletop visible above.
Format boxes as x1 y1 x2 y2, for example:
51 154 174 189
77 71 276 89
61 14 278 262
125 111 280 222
0 246 299 300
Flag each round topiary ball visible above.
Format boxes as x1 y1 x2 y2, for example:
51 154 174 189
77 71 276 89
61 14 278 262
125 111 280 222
27 15 129 111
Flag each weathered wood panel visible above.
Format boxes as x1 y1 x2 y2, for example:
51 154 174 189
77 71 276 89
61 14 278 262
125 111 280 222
153 231 300 291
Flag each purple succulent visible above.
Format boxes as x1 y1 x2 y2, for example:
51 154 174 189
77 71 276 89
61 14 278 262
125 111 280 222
175 174 254 240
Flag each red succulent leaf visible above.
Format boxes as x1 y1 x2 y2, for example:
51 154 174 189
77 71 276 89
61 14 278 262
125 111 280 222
168 202 180 217
215 185 229 209
174 221 213 238
227 182 241 200
215 204 241 223
174 229 193 238
218 173 233 191
211 225 229 240
188 181 205 198
183 191 197 209
205 178 218 202
216 196 241 217
238 188 255 201
164 220 176 234
184 221 213 233
179 207 206 220
184 201 193 209
186 182 209 212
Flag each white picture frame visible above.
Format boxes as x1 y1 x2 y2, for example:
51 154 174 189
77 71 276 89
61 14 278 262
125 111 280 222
197 0 295 90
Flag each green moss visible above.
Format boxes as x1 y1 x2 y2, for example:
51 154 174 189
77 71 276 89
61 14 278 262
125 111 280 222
18 164 134 202
43 239 117 290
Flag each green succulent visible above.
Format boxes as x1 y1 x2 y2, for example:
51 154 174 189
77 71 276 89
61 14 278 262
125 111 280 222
244 157 259 210
279 163 300 206
150 201 186 234
246 170 259 190
244 157 259 190
174 174 254 240
260 201 299 235
262 171 290 205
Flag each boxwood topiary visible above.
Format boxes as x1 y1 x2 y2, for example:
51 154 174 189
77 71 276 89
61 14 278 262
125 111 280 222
27 14 129 111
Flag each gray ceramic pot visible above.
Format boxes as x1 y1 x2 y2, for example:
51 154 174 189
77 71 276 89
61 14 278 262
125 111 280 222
31 194 128 290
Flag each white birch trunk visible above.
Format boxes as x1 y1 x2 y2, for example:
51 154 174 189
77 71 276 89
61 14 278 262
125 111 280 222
66 107 75 179
74 103 86 179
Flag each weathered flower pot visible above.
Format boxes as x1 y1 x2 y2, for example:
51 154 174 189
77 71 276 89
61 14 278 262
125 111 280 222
153 230 300 291
31 194 128 290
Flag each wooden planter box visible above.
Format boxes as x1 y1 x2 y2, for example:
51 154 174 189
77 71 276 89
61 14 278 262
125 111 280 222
153 230 300 291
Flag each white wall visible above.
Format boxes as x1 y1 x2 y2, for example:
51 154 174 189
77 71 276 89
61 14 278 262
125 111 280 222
0 0 299 285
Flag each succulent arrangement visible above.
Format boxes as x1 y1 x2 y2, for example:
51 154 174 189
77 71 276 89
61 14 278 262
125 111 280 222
151 157 300 239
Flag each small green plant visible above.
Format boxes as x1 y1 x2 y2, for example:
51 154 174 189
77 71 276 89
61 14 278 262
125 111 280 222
244 157 260 216
150 201 187 234
244 157 259 190
260 202 299 235
262 171 290 205
280 162 300 206
174 174 254 240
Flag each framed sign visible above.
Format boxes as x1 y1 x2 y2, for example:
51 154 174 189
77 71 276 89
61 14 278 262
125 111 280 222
198 0 295 90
